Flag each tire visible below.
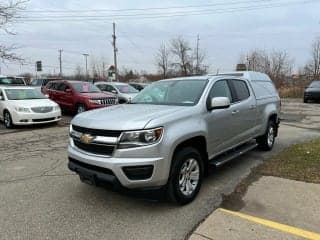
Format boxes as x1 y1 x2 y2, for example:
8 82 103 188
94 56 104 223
76 103 86 114
3 110 13 129
257 120 276 151
167 147 204 205
303 98 308 103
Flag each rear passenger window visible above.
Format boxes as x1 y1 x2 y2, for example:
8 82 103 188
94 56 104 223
57 83 70 92
231 80 250 102
208 80 232 102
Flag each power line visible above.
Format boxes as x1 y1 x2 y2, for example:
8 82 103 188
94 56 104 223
19 0 315 22
20 0 276 13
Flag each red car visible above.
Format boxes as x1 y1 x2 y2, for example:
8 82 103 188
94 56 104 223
43 80 118 114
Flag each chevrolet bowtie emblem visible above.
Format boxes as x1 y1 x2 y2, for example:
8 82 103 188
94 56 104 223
80 134 94 144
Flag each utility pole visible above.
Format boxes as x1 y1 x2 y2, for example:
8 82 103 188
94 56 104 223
112 22 118 81
58 49 63 77
82 53 89 81
196 34 200 75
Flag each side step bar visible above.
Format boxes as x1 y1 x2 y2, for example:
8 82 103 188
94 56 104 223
209 141 258 167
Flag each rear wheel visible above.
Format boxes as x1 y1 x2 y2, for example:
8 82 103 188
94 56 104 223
76 104 86 114
3 111 13 129
167 147 203 205
257 120 276 151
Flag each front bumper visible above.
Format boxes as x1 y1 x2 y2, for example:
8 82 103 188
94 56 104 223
11 110 61 125
67 143 169 189
304 91 320 100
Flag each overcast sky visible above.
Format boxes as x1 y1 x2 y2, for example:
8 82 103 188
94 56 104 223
1 0 320 76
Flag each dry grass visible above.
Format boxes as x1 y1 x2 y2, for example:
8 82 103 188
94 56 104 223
257 139 320 183
278 86 305 98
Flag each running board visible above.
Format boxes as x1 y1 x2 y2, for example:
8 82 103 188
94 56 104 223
209 141 258 167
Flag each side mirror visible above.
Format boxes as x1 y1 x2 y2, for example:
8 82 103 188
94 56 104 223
65 88 72 93
0 96 3 100
209 97 230 110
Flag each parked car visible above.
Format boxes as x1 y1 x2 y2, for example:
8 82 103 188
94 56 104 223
94 82 139 103
30 78 61 93
129 82 149 91
0 76 26 86
0 86 61 128
68 71 280 205
304 80 320 103
44 80 118 114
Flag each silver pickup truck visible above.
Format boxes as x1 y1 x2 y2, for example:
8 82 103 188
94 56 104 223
68 71 280 204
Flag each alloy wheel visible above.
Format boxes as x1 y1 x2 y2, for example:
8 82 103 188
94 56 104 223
178 158 200 196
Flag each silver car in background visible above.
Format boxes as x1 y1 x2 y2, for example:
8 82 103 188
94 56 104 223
94 82 139 104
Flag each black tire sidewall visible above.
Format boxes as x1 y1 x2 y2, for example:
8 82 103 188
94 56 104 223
258 121 276 151
168 147 203 205
77 104 86 114
4 111 13 128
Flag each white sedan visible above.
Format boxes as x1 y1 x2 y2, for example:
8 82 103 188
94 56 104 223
0 86 61 128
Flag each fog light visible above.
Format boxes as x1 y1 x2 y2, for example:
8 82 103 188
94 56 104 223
122 165 154 180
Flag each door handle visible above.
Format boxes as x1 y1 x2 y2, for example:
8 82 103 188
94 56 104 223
232 110 239 115
249 105 256 110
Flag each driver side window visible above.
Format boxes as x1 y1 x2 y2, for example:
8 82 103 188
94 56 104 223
208 80 232 102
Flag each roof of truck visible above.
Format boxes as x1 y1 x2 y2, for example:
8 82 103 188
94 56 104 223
208 71 272 82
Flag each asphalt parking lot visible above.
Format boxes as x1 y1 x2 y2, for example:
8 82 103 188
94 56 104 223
0 99 319 240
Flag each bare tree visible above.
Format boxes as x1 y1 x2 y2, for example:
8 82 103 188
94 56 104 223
0 1 26 62
74 65 85 80
155 43 170 79
243 49 293 87
170 36 192 76
305 38 320 79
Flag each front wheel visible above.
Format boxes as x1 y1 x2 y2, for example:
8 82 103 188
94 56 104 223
257 120 276 151
167 147 203 205
76 104 86 114
3 111 13 129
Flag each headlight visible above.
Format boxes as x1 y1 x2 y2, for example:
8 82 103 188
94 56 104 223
54 105 61 111
89 99 100 104
118 127 163 149
15 107 30 113
69 125 82 139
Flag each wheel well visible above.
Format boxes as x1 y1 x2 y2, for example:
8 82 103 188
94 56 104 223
269 114 277 123
173 136 209 174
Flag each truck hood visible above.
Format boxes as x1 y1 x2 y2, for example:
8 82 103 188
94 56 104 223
71 104 186 130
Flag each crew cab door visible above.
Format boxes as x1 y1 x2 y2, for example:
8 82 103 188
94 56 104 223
227 79 257 145
56 83 73 110
205 80 235 156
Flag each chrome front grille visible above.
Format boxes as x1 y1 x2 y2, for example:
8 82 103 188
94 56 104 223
71 125 120 156
98 97 117 105
31 106 53 113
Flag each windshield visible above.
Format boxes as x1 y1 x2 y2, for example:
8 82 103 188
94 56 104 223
132 79 208 106
71 82 101 93
0 77 25 85
5 88 47 100
309 81 320 88
115 84 139 93
31 79 43 86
